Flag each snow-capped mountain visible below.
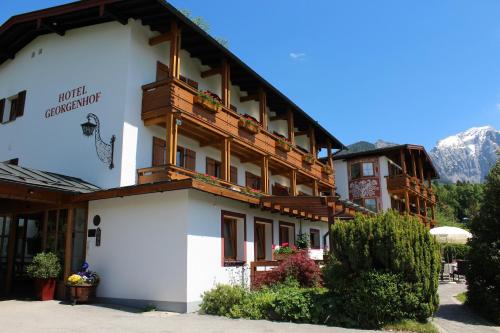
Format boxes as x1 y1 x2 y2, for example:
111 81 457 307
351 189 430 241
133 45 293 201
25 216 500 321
429 126 499 183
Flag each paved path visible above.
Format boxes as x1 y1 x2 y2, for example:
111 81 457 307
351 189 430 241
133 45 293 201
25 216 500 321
0 299 374 333
433 282 500 333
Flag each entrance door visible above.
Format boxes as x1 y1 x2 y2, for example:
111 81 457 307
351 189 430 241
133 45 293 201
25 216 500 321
11 214 42 295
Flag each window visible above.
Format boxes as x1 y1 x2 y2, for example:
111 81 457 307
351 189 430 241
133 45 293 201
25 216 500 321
279 222 295 246
176 146 196 171
0 91 26 124
353 198 363 206
254 218 273 261
223 217 237 260
230 166 238 184
272 183 289 196
362 162 374 177
364 198 377 212
351 163 361 179
206 157 221 178
245 172 261 190
310 229 320 249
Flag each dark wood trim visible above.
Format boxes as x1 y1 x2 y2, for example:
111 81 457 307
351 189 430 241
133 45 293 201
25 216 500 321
254 217 273 261
221 210 247 267
309 228 320 249
278 221 295 246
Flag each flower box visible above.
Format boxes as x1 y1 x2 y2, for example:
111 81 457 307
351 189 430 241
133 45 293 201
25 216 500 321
67 285 97 305
322 165 333 175
276 139 292 152
194 91 222 113
238 118 260 135
302 154 315 165
274 253 292 261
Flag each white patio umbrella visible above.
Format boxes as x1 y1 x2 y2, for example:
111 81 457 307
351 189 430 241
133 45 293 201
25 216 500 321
430 226 472 244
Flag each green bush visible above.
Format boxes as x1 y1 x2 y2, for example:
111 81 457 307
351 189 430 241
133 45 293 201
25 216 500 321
323 211 441 328
199 284 247 316
441 243 470 263
466 160 500 324
26 252 61 279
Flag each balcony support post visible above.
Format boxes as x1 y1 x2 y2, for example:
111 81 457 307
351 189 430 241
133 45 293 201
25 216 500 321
290 169 297 196
400 149 407 174
221 60 231 108
169 21 181 79
416 197 421 218
327 141 334 169
165 111 178 165
418 153 425 182
411 150 417 178
312 179 319 196
309 126 316 157
261 156 269 194
287 109 295 145
221 137 231 182
404 191 410 214
259 88 267 130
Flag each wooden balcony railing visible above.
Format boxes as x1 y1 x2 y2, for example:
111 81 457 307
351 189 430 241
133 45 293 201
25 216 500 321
386 174 435 203
141 78 334 187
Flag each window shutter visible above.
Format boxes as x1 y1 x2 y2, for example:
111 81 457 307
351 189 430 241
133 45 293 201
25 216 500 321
230 166 238 184
152 137 166 166
0 99 4 123
185 148 196 171
206 157 216 176
16 90 26 117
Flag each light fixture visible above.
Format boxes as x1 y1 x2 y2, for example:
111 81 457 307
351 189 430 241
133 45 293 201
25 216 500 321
81 113 116 169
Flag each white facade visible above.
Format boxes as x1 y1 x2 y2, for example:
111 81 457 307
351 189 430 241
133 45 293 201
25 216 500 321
87 189 329 312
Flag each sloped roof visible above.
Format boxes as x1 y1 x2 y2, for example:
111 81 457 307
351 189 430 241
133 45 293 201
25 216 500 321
0 162 99 193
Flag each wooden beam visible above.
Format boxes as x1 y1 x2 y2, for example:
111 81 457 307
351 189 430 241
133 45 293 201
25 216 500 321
400 149 407 174
64 208 74 281
149 33 171 46
165 111 177 165
418 153 425 182
309 126 316 157
37 19 65 36
411 150 417 178
287 109 295 145
201 67 221 78
261 156 269 194
240 94 259 103
312 180 319 196
221 138 231 182
327 141 333 169
404 191 410 214
169 21 181 79
221 60 230 108
259 88 268 130
99 4 128 25
290 169 297 197
41 210 49 251
5 214 16 294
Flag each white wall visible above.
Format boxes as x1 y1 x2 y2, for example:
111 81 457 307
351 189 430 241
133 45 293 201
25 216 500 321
86 191 188 310
334 159 349 199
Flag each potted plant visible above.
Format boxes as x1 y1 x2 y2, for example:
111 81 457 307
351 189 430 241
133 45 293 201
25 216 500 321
302 153 315 165
194 90 222 113
276 137 292 152
322 164 333 175
67 262 100 305
296 233 310 250
273 243 297 261
238 115 260 134
26 252 61 301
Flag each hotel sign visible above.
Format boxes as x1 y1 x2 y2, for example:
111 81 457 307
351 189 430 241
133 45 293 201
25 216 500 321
45 85 102 119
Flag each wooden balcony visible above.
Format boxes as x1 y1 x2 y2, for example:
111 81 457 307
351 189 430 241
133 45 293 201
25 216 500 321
141 78 334 189
386 174 435 203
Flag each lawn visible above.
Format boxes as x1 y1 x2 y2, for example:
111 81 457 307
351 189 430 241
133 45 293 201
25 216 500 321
384 320 439 333
455 292 467 304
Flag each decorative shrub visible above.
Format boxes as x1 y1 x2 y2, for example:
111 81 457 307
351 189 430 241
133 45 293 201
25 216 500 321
295 233 310 250
200 284 248 316
323 211 441 328
466 160 500 324
67 262 100 286
26 252 61 280
273 243 296 255
253 250 322 289
441 243 470 263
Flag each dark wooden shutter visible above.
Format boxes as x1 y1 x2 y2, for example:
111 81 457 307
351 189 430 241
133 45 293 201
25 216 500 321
206 157 216 176
16 90 26 117
272 183 289 196
230 166 238 184
185 148 196 171
0 99 4 123
152 137 166 166
156 62 169 81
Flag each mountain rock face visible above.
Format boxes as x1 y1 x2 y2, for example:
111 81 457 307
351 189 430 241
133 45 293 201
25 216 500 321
429 126 499 183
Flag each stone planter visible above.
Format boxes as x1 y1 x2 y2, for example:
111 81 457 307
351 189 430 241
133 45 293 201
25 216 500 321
276 140 291 152
67 285 97 305
194 95 222 113
238 118 260 134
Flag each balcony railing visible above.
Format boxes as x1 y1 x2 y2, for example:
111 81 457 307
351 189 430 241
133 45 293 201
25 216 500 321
141 78 334 187
386 174 435 202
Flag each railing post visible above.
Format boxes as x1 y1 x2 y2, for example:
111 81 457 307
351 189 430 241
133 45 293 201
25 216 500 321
221 137 231 182
165 111 178 165
259 88 267 130
261 156 269 194
290 169 297 196
221 60 230 109
169 21 181 79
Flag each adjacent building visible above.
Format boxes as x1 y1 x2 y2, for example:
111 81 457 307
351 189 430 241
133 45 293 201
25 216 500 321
0 0 371 311
332 144 439 227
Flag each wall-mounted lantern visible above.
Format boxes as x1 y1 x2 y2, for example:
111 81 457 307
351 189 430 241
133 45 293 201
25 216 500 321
81 113 115 169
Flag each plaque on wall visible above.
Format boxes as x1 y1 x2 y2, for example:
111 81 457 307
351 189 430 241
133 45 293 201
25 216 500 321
87 229 96 237
96 227 101 247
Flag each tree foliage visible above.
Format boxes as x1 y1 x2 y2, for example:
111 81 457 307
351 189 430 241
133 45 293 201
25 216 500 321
323 211 441 328
433 181 484 228
180 9 229 47
466 159 500 324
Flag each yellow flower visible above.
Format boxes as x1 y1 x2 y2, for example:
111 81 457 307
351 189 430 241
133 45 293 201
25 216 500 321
67 274 83 285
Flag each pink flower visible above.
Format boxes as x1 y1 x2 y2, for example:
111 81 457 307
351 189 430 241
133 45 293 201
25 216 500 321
282 242 289 247
272 244 276 250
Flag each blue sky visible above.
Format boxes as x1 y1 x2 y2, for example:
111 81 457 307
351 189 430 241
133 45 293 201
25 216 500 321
2 1 499 149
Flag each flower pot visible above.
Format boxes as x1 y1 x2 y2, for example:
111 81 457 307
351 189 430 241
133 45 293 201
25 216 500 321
276 140 291 152
67 285 97 305
274 253 292 261
302 155 314 165
194 95 222 113
322 166 333 175
238 118 260 134
35 278 56 301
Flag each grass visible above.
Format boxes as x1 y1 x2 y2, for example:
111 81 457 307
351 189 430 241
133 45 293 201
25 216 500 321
384 320 439 333
455 292 467 304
